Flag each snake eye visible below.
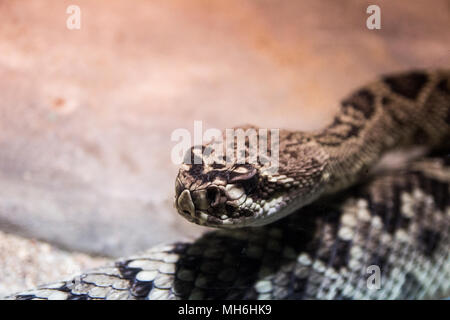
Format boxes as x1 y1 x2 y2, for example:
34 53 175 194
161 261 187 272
239 174 258 194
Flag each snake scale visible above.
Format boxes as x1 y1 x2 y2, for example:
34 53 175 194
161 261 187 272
5 69 450 300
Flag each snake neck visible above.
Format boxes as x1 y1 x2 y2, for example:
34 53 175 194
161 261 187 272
314 69 450 195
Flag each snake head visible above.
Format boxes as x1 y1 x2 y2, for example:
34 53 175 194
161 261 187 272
174 133 330 228
175 145 261 227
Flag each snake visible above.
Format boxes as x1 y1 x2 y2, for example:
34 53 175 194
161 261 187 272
5 69 450 300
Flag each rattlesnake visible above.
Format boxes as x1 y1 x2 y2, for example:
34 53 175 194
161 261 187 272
6 69 450 300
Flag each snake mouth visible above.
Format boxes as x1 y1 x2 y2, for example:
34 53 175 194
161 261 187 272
174 184 259 228
177 208 258 228
174 182 321 228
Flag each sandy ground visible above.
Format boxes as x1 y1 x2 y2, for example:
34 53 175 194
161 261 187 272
0 0 448 295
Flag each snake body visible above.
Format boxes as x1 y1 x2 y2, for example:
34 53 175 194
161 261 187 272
175 69 450 228
6 69 450 299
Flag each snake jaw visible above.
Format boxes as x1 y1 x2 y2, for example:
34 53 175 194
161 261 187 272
175 182 250 227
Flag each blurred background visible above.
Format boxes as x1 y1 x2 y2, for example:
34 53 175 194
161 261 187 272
0 0 449 295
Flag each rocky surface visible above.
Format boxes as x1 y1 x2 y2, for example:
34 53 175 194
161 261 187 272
0 0 448 296
0 230 107 297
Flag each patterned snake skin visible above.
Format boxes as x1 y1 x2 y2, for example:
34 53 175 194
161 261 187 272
5 70 450 300
174 70 450 229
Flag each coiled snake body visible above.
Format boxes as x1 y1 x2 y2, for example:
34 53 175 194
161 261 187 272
6 70 450 300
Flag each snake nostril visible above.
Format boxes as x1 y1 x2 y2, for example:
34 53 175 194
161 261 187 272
206 187 220 206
